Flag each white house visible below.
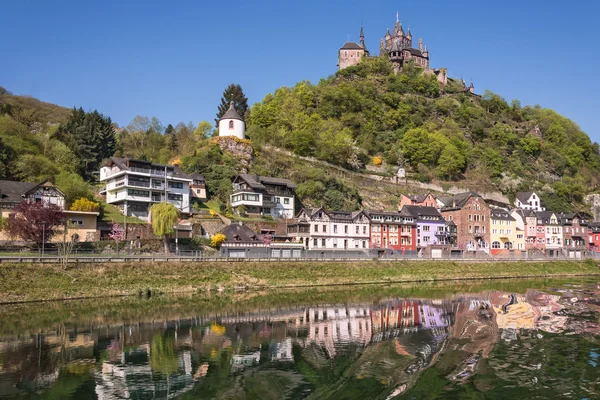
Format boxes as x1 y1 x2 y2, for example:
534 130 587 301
218 101 245 139
515 192 545 212
290 207 370 250
230 174 297 218
100 157 192 221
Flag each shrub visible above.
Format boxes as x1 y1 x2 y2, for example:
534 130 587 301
211 233 226 248
70 198 100 212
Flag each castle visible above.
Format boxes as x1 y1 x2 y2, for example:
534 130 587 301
338 13 474 92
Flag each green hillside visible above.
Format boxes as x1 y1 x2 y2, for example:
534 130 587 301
245 57 600 211
1 58 599 215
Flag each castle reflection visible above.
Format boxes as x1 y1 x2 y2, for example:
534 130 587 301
1 282 600 399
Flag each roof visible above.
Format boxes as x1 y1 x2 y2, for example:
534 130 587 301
340 42 364 50
491 210 515 221
298 207 367 221
221 223 261 243
402 205 444 219
516 192 535 204
105 157 192 180
536 211 559 224
441 192 482 211
390 39 400 52
407 48 426 57
0 180 64 205
220 101 243 121
0 180 37 204
435 196 452 206
237 174 298 190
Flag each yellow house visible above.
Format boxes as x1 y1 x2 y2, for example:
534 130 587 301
490 210 521 255
0 179 99 243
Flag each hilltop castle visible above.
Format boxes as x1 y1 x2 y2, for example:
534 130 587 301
338 13 474 92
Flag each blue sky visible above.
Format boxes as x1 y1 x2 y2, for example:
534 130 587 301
2 0 599 140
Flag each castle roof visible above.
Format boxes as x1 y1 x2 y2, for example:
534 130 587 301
341 41 363 50
220 101 243 121
390 39 401 52
360 25 364 37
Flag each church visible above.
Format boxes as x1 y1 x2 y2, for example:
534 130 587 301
338 13 430 73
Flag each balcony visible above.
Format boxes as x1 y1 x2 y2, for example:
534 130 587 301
129 181 150 188
473 231 484 238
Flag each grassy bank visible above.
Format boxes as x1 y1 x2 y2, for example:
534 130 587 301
0 260 599 303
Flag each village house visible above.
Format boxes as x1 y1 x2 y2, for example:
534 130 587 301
365 209 416 255
440 192 491 253
512 209 543 254
189 173 207 201
0 179 99 243
288 208 370 251
230 174 297 219
100 157 193 221
559 213 589 257
402 205 448 256
515 192 545 212
490 210 524 256
398 192 437 209
588 222 600 252
536 211 563 257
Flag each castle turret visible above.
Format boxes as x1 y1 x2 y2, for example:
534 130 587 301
406 28 412 48
385 28 391 50
418 38 423 51
423 46 429 58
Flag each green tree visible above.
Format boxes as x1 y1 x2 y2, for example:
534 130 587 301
55 171 95 206
193 121 213 139
54 107 116 180
215 83 248 125
436 144 466 180
150 202 179 254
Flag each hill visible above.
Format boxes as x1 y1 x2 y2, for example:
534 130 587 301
245 57 600 212
0 86 71 126
1 59 599 215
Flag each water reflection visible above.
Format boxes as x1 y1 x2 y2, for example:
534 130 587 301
1 281 600 399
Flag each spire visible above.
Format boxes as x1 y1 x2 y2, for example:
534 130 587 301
396 11 399 22
406 28 412 38
359 23 366 49
418 37 423 51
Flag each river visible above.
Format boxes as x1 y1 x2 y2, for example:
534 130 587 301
0 278 599 399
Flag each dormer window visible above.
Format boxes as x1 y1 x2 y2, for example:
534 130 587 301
229 120 234 130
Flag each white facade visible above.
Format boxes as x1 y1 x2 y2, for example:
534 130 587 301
218 101 245 139
515 192 545 212
100 158 192 222
230 174 296 219
295 208 370 250
218 118 245 139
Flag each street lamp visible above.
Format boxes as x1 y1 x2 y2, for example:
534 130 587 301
41 222 46 258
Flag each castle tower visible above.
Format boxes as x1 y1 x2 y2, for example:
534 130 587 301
219 101 245 139
418 38 423 51
406 28 412 48
338 25 368 70
389 38 403 74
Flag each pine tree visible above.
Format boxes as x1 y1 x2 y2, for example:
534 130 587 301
165 124 178 152
55 108 116 180
215 83 248 125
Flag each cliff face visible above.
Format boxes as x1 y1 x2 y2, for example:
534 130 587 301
214 137 253 173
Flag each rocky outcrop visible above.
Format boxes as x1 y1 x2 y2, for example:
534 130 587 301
214 137 254 173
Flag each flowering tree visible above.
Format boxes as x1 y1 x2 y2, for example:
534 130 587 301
70 198 100 212
109 223 125 254
7 201 64 244
211 233 226 248
260 233 272 246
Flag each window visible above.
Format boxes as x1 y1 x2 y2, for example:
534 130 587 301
334 225 338 234
314 224 318 233
492 241 501 249
362 241 366 248
169 182 183 189
284 198 290 205
356 226 359 234
313 238 318 247
322 239 326 247
168 193 183 201
468 225 472 233
345 225 348 234
229 120 234 129
128 189 150 197
423 226 430 232
323 225 327 233
363 226 367 234
504 242 513 249
69 219 84 226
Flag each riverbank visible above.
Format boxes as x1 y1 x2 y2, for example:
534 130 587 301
1 259 599 303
